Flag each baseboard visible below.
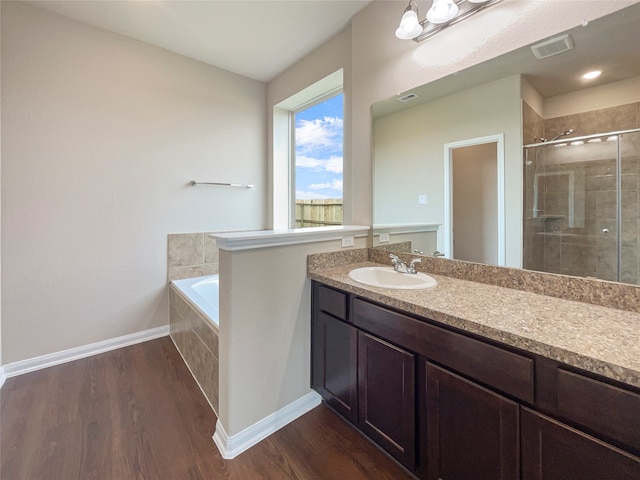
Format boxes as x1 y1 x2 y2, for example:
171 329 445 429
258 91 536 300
0 366 5 390
2 325 170 379
213 390 322 459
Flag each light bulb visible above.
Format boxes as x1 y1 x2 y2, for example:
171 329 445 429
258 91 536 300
396 6 423 39
427 0 459 24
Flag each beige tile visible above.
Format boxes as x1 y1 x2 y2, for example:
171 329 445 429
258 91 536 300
167 233 203 268
203 262 219 275
168 265 205 282
190 310 219 359
204 235 219 264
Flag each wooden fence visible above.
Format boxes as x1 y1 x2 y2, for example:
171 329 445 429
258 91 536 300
295 199 343 228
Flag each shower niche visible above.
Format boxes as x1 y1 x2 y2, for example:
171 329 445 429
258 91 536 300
524 124 640 285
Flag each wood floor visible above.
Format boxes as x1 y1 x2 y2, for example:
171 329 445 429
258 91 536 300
1 337 412 479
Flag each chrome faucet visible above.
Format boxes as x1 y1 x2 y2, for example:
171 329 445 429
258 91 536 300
432 250 445 257
389 254 421 274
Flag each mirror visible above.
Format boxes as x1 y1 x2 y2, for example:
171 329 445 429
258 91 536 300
372 3 640 285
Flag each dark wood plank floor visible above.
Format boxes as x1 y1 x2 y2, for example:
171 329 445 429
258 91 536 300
1 337 412 479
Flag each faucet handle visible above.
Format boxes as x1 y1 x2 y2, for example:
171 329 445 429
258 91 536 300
407 257 421 274
389 253 404 272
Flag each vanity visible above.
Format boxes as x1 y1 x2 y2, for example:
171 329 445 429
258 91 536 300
308 249 640 479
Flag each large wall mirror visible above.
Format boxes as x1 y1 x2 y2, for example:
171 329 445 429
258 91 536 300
372 3 640 286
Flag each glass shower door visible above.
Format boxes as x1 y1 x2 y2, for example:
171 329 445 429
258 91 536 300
620 130 640 284
524 134 621 281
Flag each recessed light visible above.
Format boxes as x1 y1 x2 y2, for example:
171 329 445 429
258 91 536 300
582 70 602 80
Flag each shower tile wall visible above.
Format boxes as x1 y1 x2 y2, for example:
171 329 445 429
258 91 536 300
524 102 640 284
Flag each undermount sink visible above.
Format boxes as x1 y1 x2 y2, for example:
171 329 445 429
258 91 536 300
348 266 438 290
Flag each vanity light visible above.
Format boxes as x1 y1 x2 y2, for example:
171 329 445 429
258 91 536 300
553 143 568 147
607 135 618 142
395 0 423 39
570 140 585 146
427 0 458 24
587 138 602 143
582 70 602 80
396 0 502 42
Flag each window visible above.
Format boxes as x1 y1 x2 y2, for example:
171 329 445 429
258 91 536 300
272 69 343 230
293 92 343 228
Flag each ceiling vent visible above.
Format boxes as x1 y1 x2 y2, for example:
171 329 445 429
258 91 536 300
531 34 574 60
398 92 418 102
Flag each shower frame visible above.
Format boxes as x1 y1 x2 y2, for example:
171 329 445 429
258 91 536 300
523 127 640 284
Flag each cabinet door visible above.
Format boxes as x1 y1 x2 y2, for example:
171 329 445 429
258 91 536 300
358 331 416 469
311 311 358 423
425 362 519 480
521 407 640 480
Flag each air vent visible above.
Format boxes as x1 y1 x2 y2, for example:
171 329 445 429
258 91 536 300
531 34 574 60
398 92 418 102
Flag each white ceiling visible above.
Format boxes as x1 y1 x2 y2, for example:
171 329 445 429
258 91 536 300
27 0 372 82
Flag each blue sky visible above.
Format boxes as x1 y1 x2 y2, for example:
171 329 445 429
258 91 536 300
295 93 343 200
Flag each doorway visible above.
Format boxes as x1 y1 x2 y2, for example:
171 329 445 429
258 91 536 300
444 134 505 265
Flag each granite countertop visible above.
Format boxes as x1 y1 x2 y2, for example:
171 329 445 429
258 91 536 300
309 261 640 389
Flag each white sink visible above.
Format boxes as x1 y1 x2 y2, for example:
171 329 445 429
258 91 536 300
348 266 437 290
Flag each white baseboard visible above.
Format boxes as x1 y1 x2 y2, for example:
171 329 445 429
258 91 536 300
2 325 170 380
213 390 322 459
0 366 5 389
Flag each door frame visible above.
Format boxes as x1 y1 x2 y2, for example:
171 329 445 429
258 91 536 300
443 134 505 266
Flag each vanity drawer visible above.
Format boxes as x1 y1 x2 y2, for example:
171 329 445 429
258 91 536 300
316 284 348 321
555 368 640 453
352 297 534 403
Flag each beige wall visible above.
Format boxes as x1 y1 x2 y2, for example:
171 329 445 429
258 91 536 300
1 2 266 364
373 75 522 266
218 238 367 436
452 143 499 264
266 27 352 228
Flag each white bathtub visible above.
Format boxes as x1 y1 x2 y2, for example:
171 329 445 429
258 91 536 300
172 274 219 326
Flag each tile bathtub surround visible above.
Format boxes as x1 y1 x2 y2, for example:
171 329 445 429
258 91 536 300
167 232 220 281
169 284 219 414
310 248 640 314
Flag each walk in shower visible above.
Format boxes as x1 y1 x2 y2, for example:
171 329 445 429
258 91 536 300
523 128 640 285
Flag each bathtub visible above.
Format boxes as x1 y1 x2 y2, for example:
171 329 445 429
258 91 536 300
171 274 219 326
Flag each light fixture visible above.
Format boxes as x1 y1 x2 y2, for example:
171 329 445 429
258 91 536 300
427 0 459 24
395 0 423 39
582 70 602 80
396 0 502 42
570 140 585 146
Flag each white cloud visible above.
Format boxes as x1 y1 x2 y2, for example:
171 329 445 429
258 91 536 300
310 179 343 191
295 190 333 200
296 155 343 174
296 116 343 152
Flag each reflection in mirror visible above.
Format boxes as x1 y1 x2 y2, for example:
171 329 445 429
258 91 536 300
371 3 640 285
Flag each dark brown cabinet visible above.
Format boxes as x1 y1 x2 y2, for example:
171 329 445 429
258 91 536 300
311 310 358 423
358 331 416 469
425 362 519 480
310 280 640 479
521 408 640 480
311 283 417 468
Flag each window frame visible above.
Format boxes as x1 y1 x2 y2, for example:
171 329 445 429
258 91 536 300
289 88 344 228
272 69 344 230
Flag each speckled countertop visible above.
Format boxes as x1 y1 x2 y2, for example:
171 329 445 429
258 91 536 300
309 261 640 389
